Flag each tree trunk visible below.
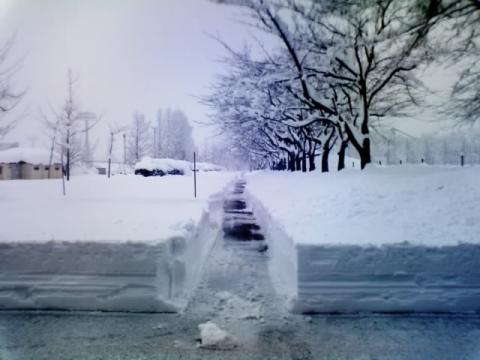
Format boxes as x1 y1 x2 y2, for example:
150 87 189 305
66 149 70 181
288 153 295 171
308 153 316 171
360 137 371 170
301 152 307 172
344 122 371 171
108 133 114 178
337 140 348 171
295 156 301 171
66 129 70 181
321 147 330 173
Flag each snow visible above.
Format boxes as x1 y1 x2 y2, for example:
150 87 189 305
134 157 192 174
0 147 54 164
248 165 480 247
0 172 235 312
0 173 232 242
247 165 480 313
215 291 262 320
198 321 237 350
134 157 224 174
195 162 225 172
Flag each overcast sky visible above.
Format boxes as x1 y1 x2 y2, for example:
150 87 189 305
0 0 274 158
0 0 458 159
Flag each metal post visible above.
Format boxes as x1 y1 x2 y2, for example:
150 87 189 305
193 152 197 198
61 151 66 196
123 133 127 164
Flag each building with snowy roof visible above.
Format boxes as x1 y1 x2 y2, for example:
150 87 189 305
0 147 62 180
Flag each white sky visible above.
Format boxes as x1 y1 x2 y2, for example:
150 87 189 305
0 0 458 159
0 0 269 158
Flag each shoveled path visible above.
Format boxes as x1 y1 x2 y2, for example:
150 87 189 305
0 178 480 359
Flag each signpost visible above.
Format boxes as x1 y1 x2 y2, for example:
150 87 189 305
193 152 198 198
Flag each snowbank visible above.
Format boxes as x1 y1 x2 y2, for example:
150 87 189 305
195 162 225 172
198 321 237 350
134 157 192 176
247 166 480 313
0 173 234 312
134 157 224 176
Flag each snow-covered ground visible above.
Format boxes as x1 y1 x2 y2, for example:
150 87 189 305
0 172 235 312
247 165 480 313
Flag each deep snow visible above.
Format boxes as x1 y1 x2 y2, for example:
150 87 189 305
0 147 54 164
247 165 480 313
0 173 233 242
0 172 234 312
247 165 480 247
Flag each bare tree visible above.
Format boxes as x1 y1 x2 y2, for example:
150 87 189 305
107 122 127 178
44 70 99 180
127 111 151 164
407 0 480 123
210 0 444 170
0 37 25 138
157 108 195 160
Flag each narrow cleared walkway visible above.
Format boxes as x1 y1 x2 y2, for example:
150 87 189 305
182 178 311 358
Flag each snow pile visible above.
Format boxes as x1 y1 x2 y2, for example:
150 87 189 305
195 162 225 172
134 157 224 176
0 147 54 164
0 172 234 312
198 322 237 350
134 157 192 175
247 165 480 313
215 291 262 320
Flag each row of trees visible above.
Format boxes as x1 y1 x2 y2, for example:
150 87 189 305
0 38 24 139
126 108 195 164
43 72 197 178
0 38 197 179
205 0 480 171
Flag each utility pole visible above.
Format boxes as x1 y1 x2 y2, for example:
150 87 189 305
77 112 97 168
193 151 198 198
123 133 127 164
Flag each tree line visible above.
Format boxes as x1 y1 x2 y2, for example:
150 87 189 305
205 0 480 171
0 52 196 180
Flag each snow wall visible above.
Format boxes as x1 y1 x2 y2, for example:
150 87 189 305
249 192 480 314
0 196 224 313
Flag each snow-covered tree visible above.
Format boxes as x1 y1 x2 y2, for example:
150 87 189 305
44 70 97 180
107 122 127 178
156 108 195 160
210 0 480 171
0 38 24 138
127 111 151 164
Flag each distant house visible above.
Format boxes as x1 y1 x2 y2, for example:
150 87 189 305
0 147 62 180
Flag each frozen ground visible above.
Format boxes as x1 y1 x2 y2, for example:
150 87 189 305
0 178 479 359
1 311 480 360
